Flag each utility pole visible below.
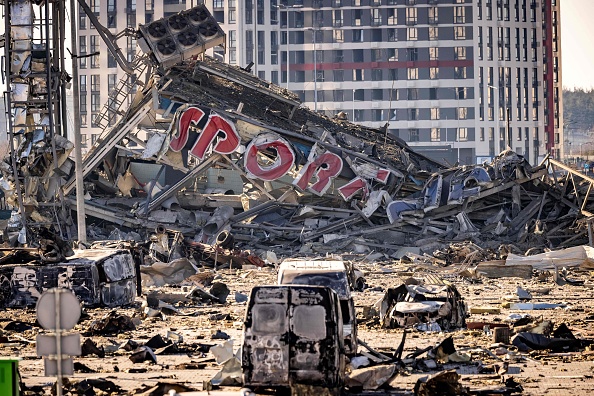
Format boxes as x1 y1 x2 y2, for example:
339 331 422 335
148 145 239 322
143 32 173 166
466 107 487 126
71 0 87 242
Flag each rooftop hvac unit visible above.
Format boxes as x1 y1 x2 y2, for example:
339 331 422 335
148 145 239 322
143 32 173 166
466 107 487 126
146 21 168 39
137 4 225 70
168 14 189 31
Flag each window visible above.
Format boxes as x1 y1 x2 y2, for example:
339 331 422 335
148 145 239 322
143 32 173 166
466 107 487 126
108 0 116 12
428 6 438 24
229 9 236 23
371 48 382 62
454 67 466 79
91 75 100 92
480 127 485 141
333 90 344 102
372 109 384 121
352 9 362 26
408 68 418 80
79 76 87 94
431 108 440 120
352 29 363 42
333 9 343 27
90 35 100 68
429 27 438 41
353 89 365 101
91 93 101 113
454 46 466 60
91 0 99 13
388 28 397 42
107 53 117 68
409 129 419 142
108 74 117 94
334 50 344 63
407 27 417 41
458 107 468 120
429 88 437 100
454 6 465 23
371 8 381 26
79 36 87 69
372 69 382 81
79 6 87 29
407 88 418 100
353 69 364 81
333 69 344 82
429 67 439 79
458 127 468 142
454 26 466 40
387 8 397 25
407 48 418 61
429 47 438 60
354 49 364 62
334 30 344 43
387 48 397 61
409 108 418 121
431 128 440 142
373 89 383 100
406 7 417 25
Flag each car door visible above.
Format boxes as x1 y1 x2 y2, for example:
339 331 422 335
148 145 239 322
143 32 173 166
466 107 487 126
243 287 290 386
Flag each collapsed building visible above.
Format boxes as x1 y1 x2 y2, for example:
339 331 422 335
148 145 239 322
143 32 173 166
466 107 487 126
2 3 594 309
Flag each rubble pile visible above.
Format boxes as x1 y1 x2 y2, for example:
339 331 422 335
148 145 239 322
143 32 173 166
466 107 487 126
55 56 594 264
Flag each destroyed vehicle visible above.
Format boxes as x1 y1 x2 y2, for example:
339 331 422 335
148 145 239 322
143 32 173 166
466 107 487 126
242 285 346 395
278 260 358 355
0 248 137 308
376 283 466 330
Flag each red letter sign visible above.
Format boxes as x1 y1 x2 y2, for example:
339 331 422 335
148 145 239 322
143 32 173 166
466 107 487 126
170 107 205 152
338 177 369 201
189 112 241 159
293 152 343 196
244 134 295 181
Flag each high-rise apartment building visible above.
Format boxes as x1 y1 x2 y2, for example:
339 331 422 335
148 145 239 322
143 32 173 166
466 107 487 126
204 0 562 165
76 0 189 149
77 0 562 164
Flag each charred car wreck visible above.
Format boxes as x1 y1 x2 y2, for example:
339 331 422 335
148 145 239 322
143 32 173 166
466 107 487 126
375 283 467 330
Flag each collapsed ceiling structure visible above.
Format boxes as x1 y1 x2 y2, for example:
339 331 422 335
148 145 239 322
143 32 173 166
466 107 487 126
2 4 594 308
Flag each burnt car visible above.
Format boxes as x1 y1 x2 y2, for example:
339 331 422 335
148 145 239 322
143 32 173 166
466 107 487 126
242 285 346 395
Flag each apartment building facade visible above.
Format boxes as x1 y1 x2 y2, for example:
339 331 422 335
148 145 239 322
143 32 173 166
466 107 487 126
77 0 562 164
76 0 189 149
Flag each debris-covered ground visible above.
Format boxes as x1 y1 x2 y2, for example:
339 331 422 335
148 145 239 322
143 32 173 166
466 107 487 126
2 254 593 395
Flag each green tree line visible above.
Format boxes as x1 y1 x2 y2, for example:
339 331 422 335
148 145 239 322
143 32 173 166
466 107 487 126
563 88 594 131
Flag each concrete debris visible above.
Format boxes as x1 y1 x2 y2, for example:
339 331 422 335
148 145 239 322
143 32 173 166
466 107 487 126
345 364 397 390
414 370 467 396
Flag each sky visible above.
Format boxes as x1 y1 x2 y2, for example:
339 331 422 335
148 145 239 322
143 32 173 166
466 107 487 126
560 0 594 90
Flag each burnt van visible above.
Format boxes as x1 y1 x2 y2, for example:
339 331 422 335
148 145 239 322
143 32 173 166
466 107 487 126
277 260 358 355
242 285 346 395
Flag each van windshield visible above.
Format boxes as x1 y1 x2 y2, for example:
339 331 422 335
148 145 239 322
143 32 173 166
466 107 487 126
280 271 349 299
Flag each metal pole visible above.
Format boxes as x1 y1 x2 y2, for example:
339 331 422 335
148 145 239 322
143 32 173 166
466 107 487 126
71 0 87 242
491 85 499 154
253 0 257 75
55 289 63 396
286 10 289 90
313 29 317 112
